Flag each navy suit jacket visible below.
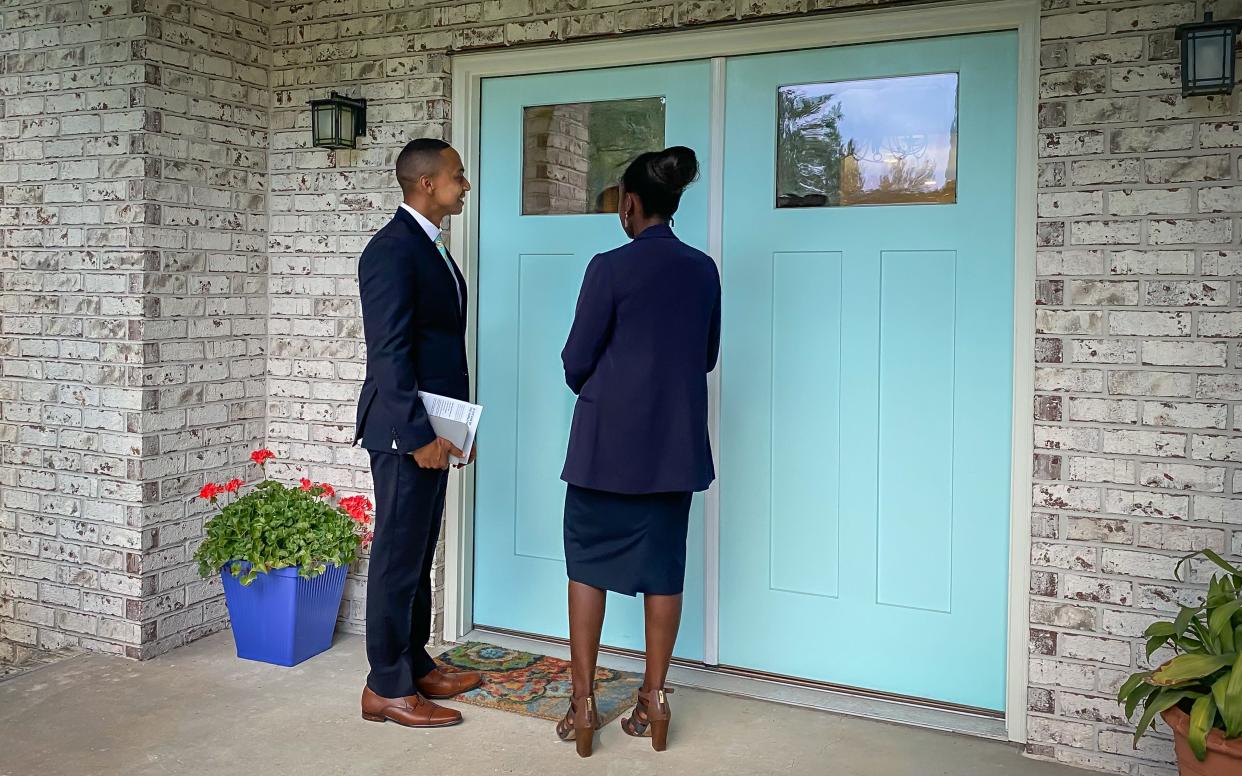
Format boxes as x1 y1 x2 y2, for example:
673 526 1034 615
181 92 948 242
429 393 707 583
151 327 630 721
561 223 721 495
354 208 469 455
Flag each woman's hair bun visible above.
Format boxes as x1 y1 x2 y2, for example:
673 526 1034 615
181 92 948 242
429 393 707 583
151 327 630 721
653 146 699 193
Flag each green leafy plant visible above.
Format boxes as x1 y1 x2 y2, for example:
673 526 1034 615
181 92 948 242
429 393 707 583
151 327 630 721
193 448 374 586
1118 548 1242 761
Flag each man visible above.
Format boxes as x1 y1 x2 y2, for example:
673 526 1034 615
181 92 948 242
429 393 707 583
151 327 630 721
354 138 481 728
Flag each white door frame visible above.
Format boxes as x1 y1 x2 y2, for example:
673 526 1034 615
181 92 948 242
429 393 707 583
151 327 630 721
445 0 1038 742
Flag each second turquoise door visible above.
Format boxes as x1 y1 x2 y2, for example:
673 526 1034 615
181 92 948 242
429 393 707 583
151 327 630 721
718 32 1018 710
473 61 712 660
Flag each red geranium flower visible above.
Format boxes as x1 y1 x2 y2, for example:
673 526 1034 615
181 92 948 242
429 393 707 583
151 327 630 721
250 448 276 466
318 483 335 498
299 478 313 491
224 478 243 493
339 495 374 524
199 482 222 501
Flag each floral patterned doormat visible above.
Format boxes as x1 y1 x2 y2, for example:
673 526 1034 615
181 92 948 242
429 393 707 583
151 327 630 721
434 641 643 726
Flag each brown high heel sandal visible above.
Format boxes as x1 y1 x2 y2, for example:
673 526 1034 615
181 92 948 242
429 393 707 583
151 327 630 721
622 687 674 751
555 694 598 757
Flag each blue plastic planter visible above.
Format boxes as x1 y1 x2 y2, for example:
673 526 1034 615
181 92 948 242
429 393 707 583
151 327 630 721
220 562 348 667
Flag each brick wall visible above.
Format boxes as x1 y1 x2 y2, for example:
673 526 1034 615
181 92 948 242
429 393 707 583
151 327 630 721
1 0 154 662
3 1 1242 773
1030 0 1242 772
0 0 270 662
132 0 271 659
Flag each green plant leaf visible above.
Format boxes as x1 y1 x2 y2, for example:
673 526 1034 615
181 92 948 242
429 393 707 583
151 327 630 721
1223 655 1242 738
1126 684 1161 720
1145 621 1178 639
1203 549 1242 577
1118 671 1154 705
1189 693 1217 760
1175 605 1201 639
1211 600 1242 642
1151 654 1236 686
1134 689 1201 747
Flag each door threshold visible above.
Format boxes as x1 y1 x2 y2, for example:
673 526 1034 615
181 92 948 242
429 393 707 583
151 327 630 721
462 627 1008 740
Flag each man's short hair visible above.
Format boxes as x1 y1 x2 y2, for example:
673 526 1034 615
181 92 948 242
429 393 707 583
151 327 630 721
396 138 451 194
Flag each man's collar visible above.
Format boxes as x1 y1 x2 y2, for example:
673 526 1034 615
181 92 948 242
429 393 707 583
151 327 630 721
398 202 440 242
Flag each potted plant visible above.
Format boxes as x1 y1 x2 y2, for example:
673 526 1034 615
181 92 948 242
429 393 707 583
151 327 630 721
1118 548 1242 775
193 447 374 667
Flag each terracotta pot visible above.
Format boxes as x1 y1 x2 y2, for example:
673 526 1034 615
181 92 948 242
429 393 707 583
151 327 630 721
1161 706 1242 776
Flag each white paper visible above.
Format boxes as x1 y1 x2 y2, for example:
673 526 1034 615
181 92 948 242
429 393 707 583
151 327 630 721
417 391 482 465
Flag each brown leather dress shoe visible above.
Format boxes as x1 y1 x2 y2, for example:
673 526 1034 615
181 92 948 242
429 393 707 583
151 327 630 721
416 667 484 699
361 686 462 728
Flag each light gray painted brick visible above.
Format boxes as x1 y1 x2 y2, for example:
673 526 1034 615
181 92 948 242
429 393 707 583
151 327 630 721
1039 191 1103 217
1102 429 1187 457
1069 398 1139 423
1145 155 1231 184
1143 402 1228 430
1191 434 1242 463
1068 456 1136 484
1036 367 1105 392
1111 124 1194 153
1037 309 1104 334
1067 517 1135 545
1109 250 1192 275
1202 252 1242 277
1198 374 1242 400
1034 483 1103 511
1199 313 1242 337
1138 462 1227 492
1200 122 1242 149
1070 280 1139 306
1196 496 1242 524
1142 340 1228 366
1071 158 1142 185
1060 633 1132 666
1036 426 1102 452
1108 188 1192 216
1109 370 1194 397
1070 339 1138 363
1070 220 1141 245
1108 311 1190 336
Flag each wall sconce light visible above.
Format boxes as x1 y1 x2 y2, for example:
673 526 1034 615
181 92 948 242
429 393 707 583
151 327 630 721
308 92 367 149
1175 11 1242 97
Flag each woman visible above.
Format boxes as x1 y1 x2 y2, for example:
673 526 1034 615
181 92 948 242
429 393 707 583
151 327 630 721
554 146 720 758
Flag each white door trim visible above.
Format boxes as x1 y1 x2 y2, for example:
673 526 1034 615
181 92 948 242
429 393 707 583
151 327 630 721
446 0 1039 743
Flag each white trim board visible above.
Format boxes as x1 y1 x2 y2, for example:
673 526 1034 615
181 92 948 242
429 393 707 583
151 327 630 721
447 0 1039 744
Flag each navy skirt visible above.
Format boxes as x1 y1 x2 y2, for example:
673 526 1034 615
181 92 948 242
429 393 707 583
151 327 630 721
563 484 692 596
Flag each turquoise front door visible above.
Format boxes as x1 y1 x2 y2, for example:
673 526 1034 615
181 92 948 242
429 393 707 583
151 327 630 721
718 32 1018 710
473 62 712 659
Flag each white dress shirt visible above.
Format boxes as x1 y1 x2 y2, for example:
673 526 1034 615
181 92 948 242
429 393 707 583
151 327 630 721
400 202 462 312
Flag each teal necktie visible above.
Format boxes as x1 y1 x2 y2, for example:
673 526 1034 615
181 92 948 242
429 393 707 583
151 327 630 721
434 234 449 260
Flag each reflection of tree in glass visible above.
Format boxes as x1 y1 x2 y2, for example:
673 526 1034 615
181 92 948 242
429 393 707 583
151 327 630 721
585 99 665 213
777 76 959 208
777 88 846 207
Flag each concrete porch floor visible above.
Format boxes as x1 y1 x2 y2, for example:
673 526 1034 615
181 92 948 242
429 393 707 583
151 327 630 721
0 631 1093 776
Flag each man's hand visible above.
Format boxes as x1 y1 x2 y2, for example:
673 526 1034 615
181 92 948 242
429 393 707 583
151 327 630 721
455 441 477 469
412 438 464 470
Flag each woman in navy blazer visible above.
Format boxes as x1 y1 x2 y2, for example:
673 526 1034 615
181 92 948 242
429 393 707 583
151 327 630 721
555 147 720 757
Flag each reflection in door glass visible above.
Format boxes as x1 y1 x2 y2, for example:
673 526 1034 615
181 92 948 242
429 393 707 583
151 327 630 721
522 97 666 215
777 73 958 208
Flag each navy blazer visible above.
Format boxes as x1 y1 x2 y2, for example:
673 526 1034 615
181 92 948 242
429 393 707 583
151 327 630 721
354 208 469 455
561 223 721 494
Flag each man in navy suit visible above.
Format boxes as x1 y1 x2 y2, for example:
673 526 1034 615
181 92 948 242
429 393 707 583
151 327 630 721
354 138 482 728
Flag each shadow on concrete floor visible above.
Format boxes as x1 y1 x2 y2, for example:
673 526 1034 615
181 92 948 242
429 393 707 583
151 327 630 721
0 631 1094 776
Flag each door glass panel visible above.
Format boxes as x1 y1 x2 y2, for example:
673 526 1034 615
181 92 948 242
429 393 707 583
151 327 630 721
522 97 666 215
776 73 958 208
